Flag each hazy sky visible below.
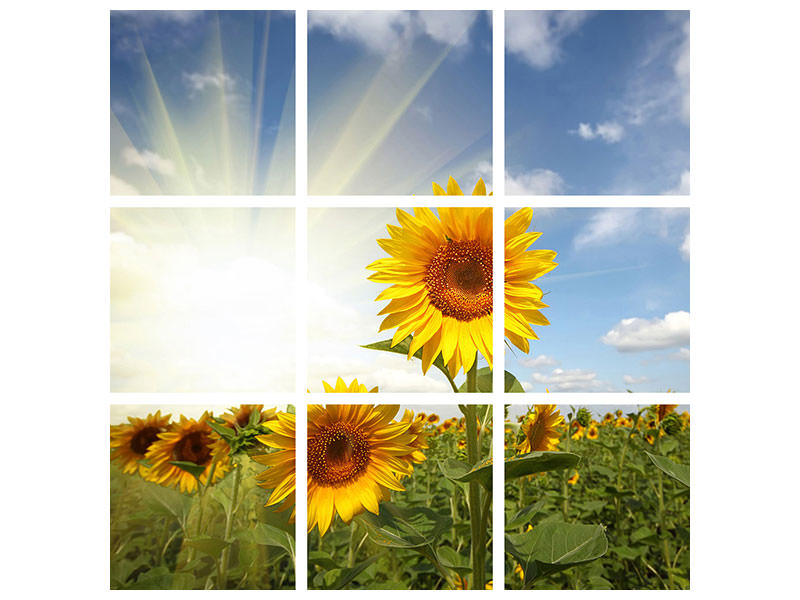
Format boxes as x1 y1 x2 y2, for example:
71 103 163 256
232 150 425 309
506 11 689 194
111 208 295 392
505 207 689 393
111 11 295 194
308 10 492 194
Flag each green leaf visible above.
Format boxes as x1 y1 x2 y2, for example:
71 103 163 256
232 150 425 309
437 546 472 576
144 484 192 522
506 522 608 588
357 502 452 549
328 554 383 589
207 419 236 442
505 452 580 480
612 545 640 560
457 367 493 392
250 523 295 560
645 451 690 487
505 370 526 392
362 337 453 384
308 550 338 571
169 460 207 481
184 536 230 558
505 500 545 531
438 458 492 491
630 526 656 544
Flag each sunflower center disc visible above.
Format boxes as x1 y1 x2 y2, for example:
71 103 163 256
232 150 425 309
173 431 212 465
308 422 370 488
130 426 161 456
425 239 492 321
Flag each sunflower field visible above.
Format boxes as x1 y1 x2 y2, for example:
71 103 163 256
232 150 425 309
307 404 493 590
110 405 296 590
504 404 690 590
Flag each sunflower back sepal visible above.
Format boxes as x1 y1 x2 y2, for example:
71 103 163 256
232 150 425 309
169 460 208 482
207 419 237 442
505 451 581 480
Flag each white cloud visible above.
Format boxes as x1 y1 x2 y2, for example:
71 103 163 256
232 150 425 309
470 160 493 189
665 170 690 195
506 169 565 195
671 347 690 361
413 104 433 123
680 229 690 261
531 367 611 392
601 310 690 352
110 174 140 195
309 11 478 56
573 207 689 251
416 10 477 48
574 208 641 249
623 375 649 384
571 121 625 143
121 147 175 177
519 354 558 368
506 11 589 69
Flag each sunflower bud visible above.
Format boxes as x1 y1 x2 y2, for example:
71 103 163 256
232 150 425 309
661 413 683 436
575 408 591 428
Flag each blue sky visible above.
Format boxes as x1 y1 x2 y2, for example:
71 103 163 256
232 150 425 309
506 11 689 195
506 207 690 392
110 11 295 195
308 11 492 195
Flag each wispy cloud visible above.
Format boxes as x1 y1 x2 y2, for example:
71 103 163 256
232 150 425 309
110 175 140 195
601 310 690 352
573 208 689 254
506 11 590 69
121 147 175 177
183 71 236 95
506 168 565 195
519 354 558 368
530 367 614 392
623 374 648 384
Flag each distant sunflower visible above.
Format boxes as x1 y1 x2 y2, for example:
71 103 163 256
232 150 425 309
571 423 585 440
322 377 378 393
254 412 296 521
399 409 429 465
110 410 171 478
587 424 599 440
307 405 416 536
427 413 440 424
146 413 229 494
657 404 679 422
516 405 564 454
505 208 558 354
368 207 493 378
432 176 492 196
457 439 466 450
567 470 580 485
220 404 276 430
602 412 614 425
645 434 655 445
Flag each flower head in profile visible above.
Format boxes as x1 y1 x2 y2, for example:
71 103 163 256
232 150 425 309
146 413 230 494
368 207 493 378
516 405 563 454
432 176 492 196
322 377 378 393
220 404 276 430
307 405 418 536
110 411 172 479
399 409 429 465
656 404 679 422
505 208 558 354
567 470 580 485
254 411 296 522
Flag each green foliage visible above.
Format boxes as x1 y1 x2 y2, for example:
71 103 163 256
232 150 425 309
110 450 295 590
503 407 690 590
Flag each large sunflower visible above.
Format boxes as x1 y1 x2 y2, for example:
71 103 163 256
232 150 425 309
516 405 564 454
367 207 493 378
322 377 378 393
505 208 558 354
307 405 416 536
146 413 230 493
254 412 296 521
110 410 172 478
432 176 492 196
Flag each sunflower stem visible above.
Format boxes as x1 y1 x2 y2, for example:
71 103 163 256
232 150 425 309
443 369 460 393
466 354 478 393
217 461 242 589
461 404 485 590
655 429 674 590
